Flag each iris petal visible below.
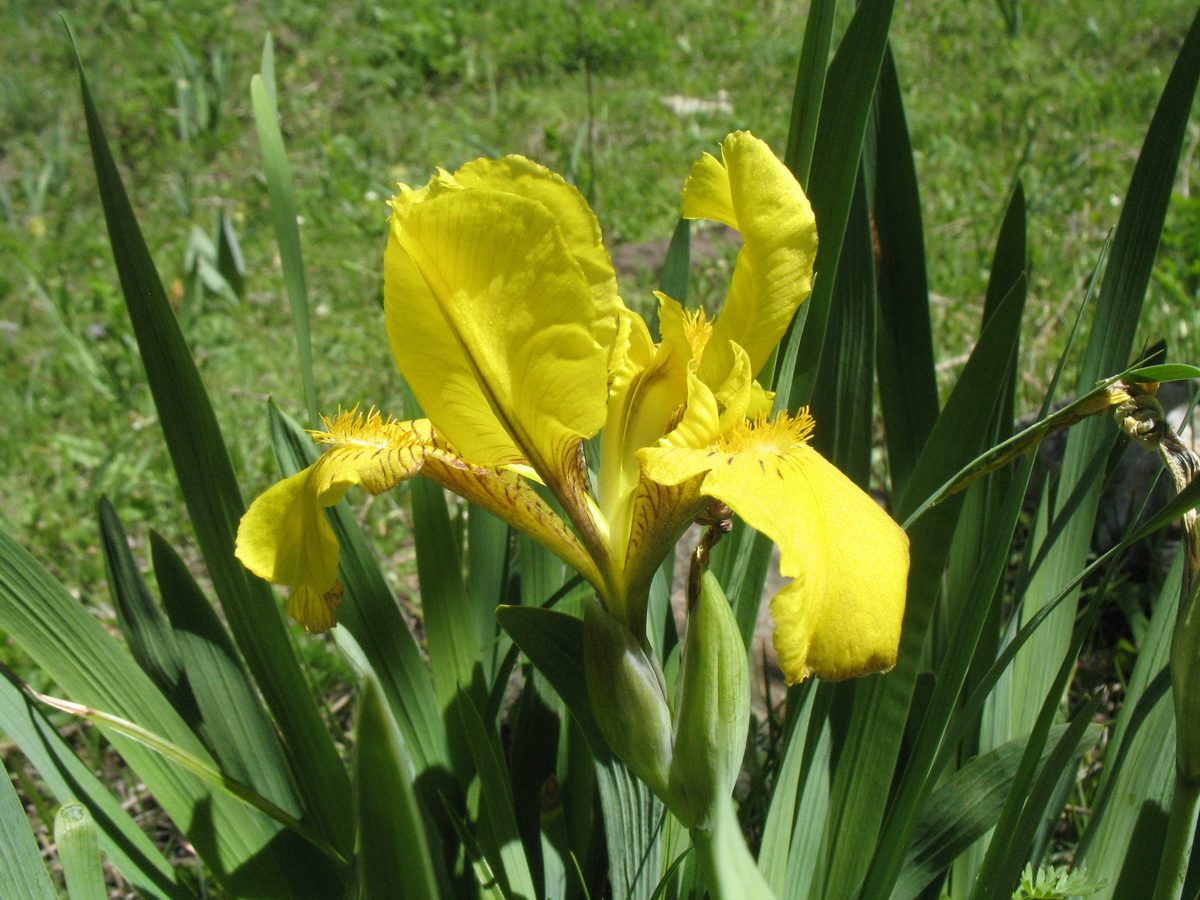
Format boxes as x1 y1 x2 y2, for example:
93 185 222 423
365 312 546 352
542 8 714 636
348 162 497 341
236 412 600 630
681 132 817 385
385 171 611 497
453 156 621 344
639 414 908 683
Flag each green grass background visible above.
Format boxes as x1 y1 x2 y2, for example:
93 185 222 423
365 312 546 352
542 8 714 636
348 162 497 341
2 0 1198 605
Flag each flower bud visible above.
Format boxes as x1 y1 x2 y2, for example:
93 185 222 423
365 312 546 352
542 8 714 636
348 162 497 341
668 570 750 832
584 599 673 799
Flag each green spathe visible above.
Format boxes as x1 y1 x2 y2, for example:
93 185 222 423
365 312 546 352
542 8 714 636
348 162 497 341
583 599 673 801
669 570 750 831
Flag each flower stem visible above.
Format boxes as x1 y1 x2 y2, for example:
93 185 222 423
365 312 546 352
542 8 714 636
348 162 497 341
1150 772 1200 900
691 798 778 900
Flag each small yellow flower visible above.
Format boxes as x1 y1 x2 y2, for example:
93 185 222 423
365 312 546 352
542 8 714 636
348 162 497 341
236 132 909 683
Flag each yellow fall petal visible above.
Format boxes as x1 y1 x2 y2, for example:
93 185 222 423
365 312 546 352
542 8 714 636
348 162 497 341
236 466 340 603
385 179 610 499
235 412 433 631
681 132 817 385
639 412 908 683
236 409 603 630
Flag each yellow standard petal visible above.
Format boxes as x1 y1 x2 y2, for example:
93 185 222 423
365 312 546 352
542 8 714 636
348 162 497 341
680 132 818 386
639 411 909 683
385 164 613 498
453 156 622 345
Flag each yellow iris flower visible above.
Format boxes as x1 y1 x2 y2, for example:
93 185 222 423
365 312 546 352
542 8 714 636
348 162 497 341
235 131 909 683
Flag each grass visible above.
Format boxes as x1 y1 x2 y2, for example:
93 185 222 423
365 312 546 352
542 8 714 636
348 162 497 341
1 0 1198 615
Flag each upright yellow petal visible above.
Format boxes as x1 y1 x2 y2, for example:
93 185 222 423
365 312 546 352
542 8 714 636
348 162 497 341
385 177 610 500
681 132 817 385
600 301 692 513
639 412 908 683
453 156 622 347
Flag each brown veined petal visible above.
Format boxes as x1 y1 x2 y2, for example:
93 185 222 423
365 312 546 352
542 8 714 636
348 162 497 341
236 409 602 630
618 475 710 625
418 447 604 594
639 412 908 683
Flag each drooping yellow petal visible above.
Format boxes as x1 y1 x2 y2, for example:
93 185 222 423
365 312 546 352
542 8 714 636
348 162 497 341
681 132 817 386
385 171 611 500
236 410 603 630
236 466 340 607
235 412 433 631
639 412 908 683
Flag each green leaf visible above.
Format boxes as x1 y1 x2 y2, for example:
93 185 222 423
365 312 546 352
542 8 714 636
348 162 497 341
53 802 106 900
469 509 512 687
970 565 1108 900
0 674 189 899
1007 3 1200 798
661 217 691 309
1074 555 1180 900
355 675 441 900
498 605 604 753
259 33 277 111
151 533 306 825
98 497 191 719
757 682 820 893
508 668 568 900
873 44 938 498
69 27 352 856
0 526 297 896
891 724 1101 900
1124 364 1200 383
596 757 666 900
215 210 246 301
778 689 834 900
497 604 665 900
0 757 57 900
815 278 1027 900
898 278 1028 523
981 180 1027 447
251 58 317 425
811 163 876 485
1077 6 1200 390
401 382 490 738
783 0 835 183
23 678 346 868
786 0 895 408
455 691 539 900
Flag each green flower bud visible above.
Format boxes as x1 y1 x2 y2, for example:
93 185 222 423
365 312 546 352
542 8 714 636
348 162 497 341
668 570 750 832
584 599 673 799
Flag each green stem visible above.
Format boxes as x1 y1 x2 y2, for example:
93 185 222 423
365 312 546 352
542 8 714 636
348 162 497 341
691 799 778 900
1150 772 1200 900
